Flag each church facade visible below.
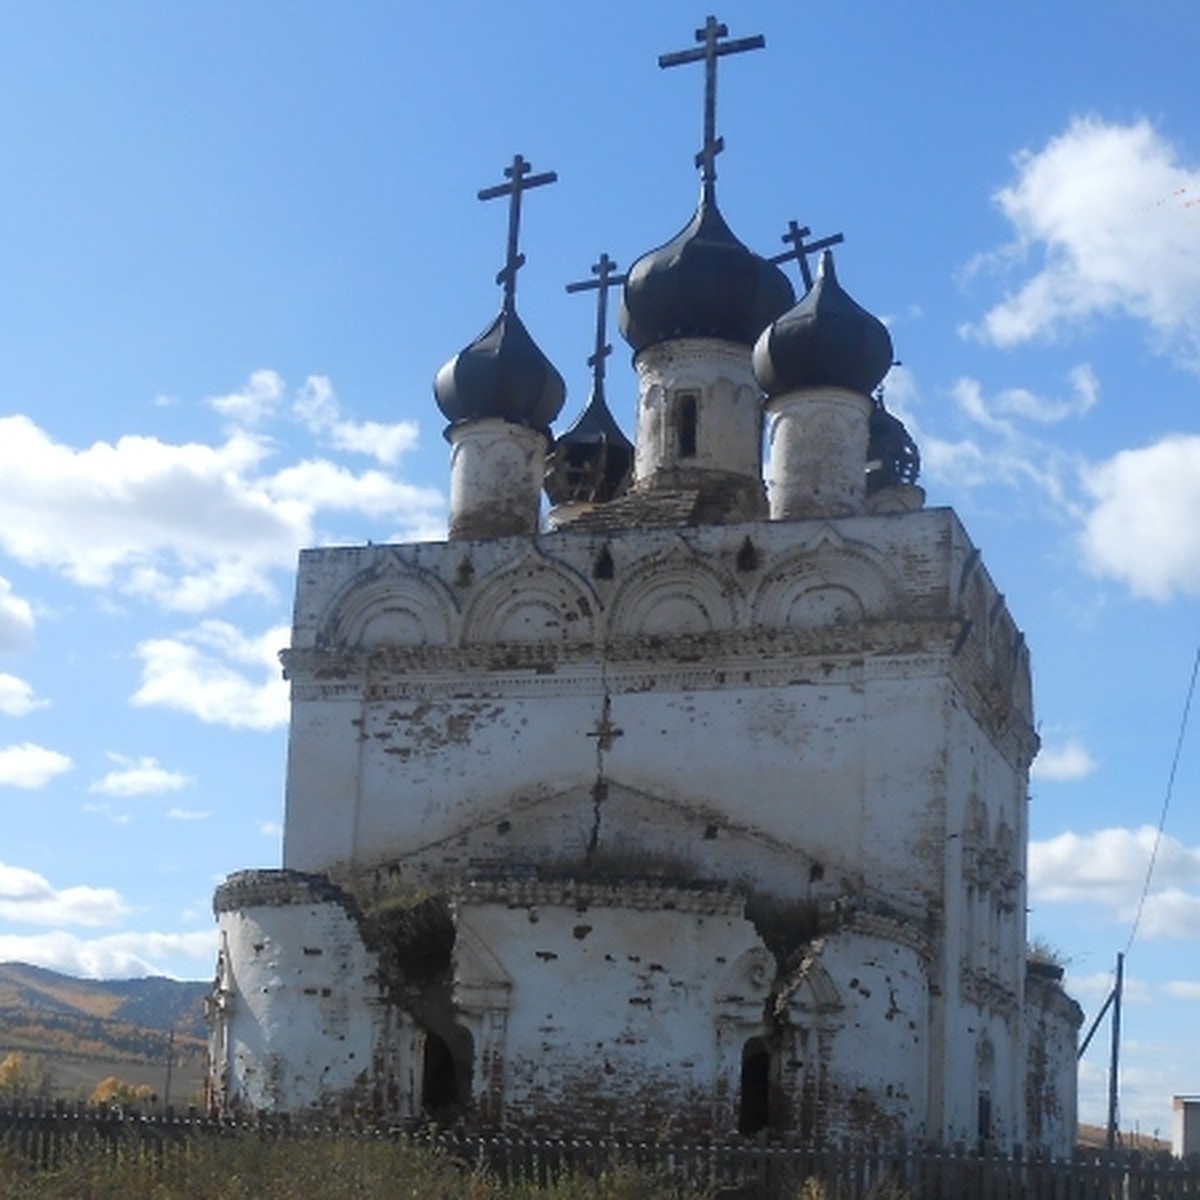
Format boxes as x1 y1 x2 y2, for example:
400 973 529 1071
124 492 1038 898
205 18 1081 1154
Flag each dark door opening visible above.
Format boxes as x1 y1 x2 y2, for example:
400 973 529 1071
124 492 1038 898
421 1030 459 1116
739 1037 771 1136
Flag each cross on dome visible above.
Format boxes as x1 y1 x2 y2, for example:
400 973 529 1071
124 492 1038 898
566 252 627 397
770 220 846 290
658 15 765 202
477 153 558 315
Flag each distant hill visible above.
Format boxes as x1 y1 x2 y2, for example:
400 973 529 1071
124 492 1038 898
0 962 209 1104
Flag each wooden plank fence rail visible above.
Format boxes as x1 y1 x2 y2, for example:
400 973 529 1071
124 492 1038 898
3 1100 1200 1198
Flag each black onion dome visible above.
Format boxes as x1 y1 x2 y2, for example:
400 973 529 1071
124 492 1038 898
752 251 893 398
434 309 566 435
867 399 921 493
619 195 795 353
544 390 634 507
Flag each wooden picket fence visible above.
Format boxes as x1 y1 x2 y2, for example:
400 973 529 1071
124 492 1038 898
2 1100 1200 1198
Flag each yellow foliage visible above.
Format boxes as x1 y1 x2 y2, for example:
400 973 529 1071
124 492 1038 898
0 1050 51 1099
89 1075 156 1106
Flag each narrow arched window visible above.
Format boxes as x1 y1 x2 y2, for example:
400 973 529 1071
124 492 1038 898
677 392 698 458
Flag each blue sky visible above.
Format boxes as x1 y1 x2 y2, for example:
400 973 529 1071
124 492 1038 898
0 2 1198 1136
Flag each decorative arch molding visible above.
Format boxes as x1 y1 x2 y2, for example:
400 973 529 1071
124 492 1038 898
715 947 776 1019
319 554 460 650
607 542 742 638
751 530 900 632
461 546 599 645
778 946 844 1016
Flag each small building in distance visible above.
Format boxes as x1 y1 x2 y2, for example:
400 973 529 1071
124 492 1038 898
1175 1095 1200 1158
205 16 1082 1154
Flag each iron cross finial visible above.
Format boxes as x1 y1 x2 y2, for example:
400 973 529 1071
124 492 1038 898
477 153 558 314
770 219 846 290
566 253 627 397
658 16 765 202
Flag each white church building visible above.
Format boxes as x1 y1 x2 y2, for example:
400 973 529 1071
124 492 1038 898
206 17 1081 1154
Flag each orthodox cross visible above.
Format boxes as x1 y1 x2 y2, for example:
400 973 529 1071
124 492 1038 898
769 219 845 290
566 252 627 397
658 16 765 201
477 153 558 315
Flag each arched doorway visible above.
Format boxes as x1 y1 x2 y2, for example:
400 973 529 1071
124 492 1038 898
739 1037 771 1136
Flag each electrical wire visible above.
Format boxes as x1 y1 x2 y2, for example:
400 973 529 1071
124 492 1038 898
1123 641 1200 957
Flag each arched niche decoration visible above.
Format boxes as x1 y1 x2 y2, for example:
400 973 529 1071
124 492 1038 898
607 544 742 638
462 547 599 645
751 532 899 632
715 947 776 1020
319 553 460 650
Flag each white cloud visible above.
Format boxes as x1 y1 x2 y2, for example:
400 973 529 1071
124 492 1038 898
293 375 420 466
1135 888 1200 940
1030 827 1200 940
0 414 304 610
1080 434 1200 600
166 807 212 821
0 742 73 789
963 117 1200 367
206 368 285 426
0 928 215 979
131 620 289 730
1032 739 1098 782
0 674 48 717
0 577 35 651
88 753 192 798
1164 980 1200 1000
0 862 128 927
0 375 444 613
260 821 282 838
1064 968 1151 1007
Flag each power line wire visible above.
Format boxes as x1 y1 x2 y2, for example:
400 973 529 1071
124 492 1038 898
1124 641 1200 957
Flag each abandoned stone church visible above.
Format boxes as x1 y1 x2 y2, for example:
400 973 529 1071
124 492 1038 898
205 17 1081 1154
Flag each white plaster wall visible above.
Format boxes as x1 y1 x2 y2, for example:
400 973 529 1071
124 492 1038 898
801 933 931 1144
766 388 874 519
455 893 770 1134
213 895 398 1115
447 420 546 540
632 338 762 488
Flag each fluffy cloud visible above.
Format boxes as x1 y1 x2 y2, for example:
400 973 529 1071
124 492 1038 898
88 753 193 798
1079 434 1200 600
0 374 444 613
1032 739 1098 782
0 577 35 651
1164 980 1200 1000
0 674 48 718
963 116 1200 367
0 862 127 927
0 743 73 789
206 369 286 426
0 928 215 979
293 375 419 465
1030 827 1200 939
131 620 290 730
166 808 212 821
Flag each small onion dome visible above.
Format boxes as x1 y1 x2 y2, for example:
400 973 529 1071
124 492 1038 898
544 391 634 507
434 309 566 435
867 399 921 494
752 251 893 398
619 195 794 353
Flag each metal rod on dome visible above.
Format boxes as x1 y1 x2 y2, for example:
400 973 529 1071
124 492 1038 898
478 153 558 315
770 219 845 290
659 16 764 202
566 252 627 399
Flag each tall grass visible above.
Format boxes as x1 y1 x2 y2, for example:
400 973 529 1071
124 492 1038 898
0 1134 707 1200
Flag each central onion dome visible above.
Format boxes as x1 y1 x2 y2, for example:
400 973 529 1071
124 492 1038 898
434 309 566 436
753 250 893 397
619 194 795 353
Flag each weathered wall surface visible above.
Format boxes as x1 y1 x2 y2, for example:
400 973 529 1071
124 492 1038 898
205 504 1079 1151
210 872 410 1117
